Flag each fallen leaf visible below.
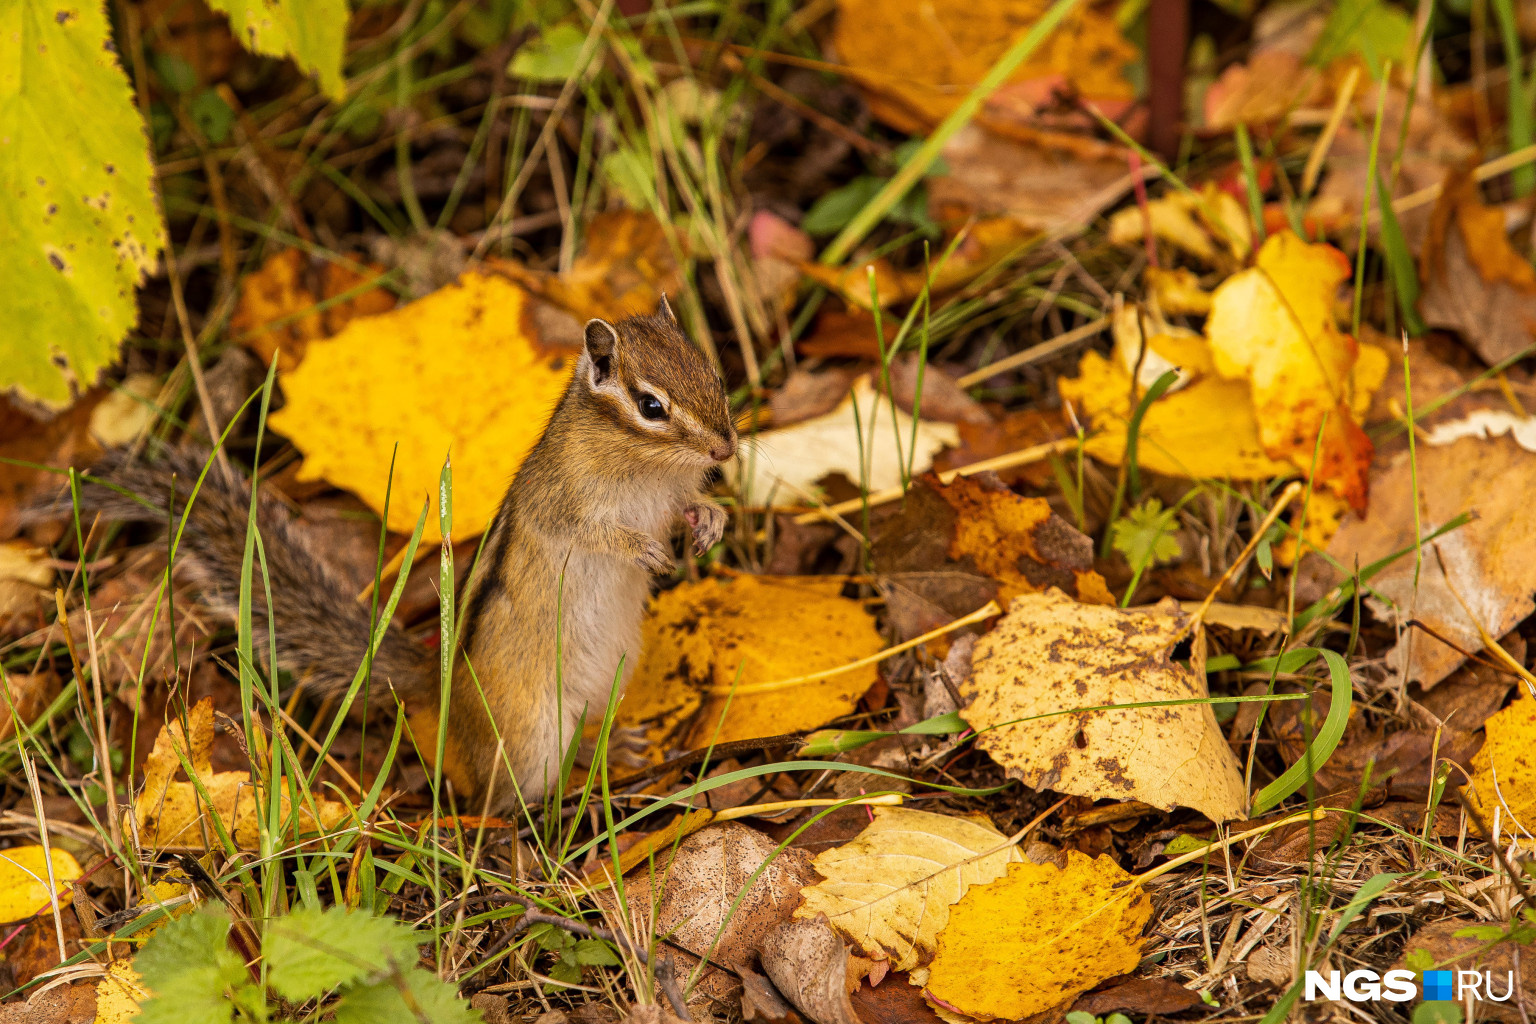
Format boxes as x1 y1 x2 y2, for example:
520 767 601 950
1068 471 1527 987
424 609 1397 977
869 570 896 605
1144 267 1213 317
769 369 859 428
1420 173 1536 365
267 270 577 542
617 822 817 975
881 356 990 426
133 697 350 850
1206 231 1375 511
228 248 396 371
794 806 1022 974
962 589 1248 822
1424 409 1536 450
621 575 883 753
0 671 59 742
740 966 806 1024
1111 295 1212 391
928 125 1136 236
1301 432 1536 688
1395 920 1536 1022
849 974 945 1024
1462 693 1536 833
925 852 1153 1020
795 310 896 360
498 210 685 320
92 959 147 1024
1107 185 1250 266
0 982 96 1024
0 846 81 923
1071 975 1203 1016
0 541 53 628
0 393 103 542
760 917 864 1024
831 0 1137 137
88 374 162 448
732 376 959 509
1204 50 1326 130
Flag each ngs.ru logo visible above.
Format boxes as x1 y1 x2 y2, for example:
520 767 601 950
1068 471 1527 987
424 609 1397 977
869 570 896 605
1305 969 1516 1003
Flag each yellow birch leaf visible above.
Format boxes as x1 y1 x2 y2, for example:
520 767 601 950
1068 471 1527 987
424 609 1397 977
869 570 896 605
621 575 883 755
204 0 348 101
1207 230 1374 511
267 271 576 542
93 959 147 1024
962 589 1248 822
0 845 81 923
925 852 1153 1020
793 807 1022 974
133 697 349 851
1463 693 1536 830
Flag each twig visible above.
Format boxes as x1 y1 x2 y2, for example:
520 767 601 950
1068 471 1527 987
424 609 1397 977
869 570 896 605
955 317 1110 388
654 955 693 1021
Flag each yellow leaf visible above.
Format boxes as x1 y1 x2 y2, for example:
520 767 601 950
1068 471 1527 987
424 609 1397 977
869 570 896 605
1107 186 1249 266
228 248 395 371
831 0 1137 137
1206 231 1375 511
962 590 1248 822
1144 267 1213 317
621 575 883 752
133 697 350 851
0 845 81 923
794 807 1022 973
93 959 147 1024
731 376 959 508
1464 693 1536 829
925 852 1153 1020
1110 299 1213 391
268 270 576 542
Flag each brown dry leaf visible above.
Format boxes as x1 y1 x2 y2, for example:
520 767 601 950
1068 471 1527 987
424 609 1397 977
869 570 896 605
1207 231 1376 511
133 697 349 850
928 125 1135 236
793 806 1023 975
228 248 396 371
1395 920 1536 1021
0 982 96 1024
1419 173 1536 365
1462 692 1536 832
881 356 989 426
1071 976 1202 1017
618 822 817 975
931 408 1068 488
796 309 897 360
925 852 1153 1020
962 590 1248 822
620 575 883 754
1301 433 1536 689
760 917 864 1024
267 270 577 542
769 369 859 428
732 376 959 509
0 393 102 543
0 540 53 628
1203 50 1326 130
0 671 59 742
831 0 1136 137
497 210 685 320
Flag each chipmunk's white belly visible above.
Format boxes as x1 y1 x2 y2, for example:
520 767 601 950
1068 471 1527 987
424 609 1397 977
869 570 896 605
557 552 650 709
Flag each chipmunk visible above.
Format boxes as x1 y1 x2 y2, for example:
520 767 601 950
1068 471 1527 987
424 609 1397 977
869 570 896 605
66 295 737 813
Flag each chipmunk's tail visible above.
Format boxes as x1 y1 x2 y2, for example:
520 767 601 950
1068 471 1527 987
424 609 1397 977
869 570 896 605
44 448 436 704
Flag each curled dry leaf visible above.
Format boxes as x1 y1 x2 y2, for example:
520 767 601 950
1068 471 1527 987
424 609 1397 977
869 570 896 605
1106 185 1250 266
616 822 817 976
0 846 81 924
961 590 1247 822
134 697 349 851
1302 431 1536 688
1206 231 1376 512
621 575 883 755
794 807 1022 975
1426 410 1536 450
1461 693 1536 833
228 248 396 371
760 917 864 1024
267 270 577 542
925 852 1153 1021
731 377 959 509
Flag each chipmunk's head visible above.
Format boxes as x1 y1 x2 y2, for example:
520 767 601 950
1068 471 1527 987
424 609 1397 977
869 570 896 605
579 295 737 469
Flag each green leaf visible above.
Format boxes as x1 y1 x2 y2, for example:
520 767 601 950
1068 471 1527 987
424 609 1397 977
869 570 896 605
1249 649 1354 814
1414 1002 1464 1024
1309 0 1413 78
1111 498 1183 572
573 938 621 967
1454 923 1513 942
508 23 590 82
1065 1013 1100 1024
801 177 884 237
0 2 167 409
263 906 423 1001
134 966 243 1024
332 967 480 1024
1404 948 1435 972
153 52 197 94
190 90 235 145
203 0 349 100
132 908 252 1024
1162 834 1214 857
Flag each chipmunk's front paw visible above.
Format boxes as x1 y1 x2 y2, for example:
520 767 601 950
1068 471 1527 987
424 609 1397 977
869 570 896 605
635 536 675 575
684 501 727 554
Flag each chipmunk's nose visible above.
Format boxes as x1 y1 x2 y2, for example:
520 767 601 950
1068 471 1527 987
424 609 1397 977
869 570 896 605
709 436 738 463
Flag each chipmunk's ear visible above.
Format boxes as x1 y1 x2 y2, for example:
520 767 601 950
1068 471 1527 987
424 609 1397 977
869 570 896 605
584 319 619 384
655 293 676 324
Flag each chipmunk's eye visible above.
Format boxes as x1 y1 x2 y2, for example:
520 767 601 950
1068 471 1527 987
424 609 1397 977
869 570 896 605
637 393 668 421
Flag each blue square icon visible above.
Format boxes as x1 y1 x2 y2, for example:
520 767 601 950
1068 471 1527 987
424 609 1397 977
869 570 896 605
1423 971 1454 1001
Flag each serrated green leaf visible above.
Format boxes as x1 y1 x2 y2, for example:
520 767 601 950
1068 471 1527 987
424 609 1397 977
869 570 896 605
0 1 166 409
332 967 481 1024
263 906 423 1001
508 23 589 81
1110 498 1183 571
134 907 245 989
133 966 243 1024
573 939 620 967
204 0 349 100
